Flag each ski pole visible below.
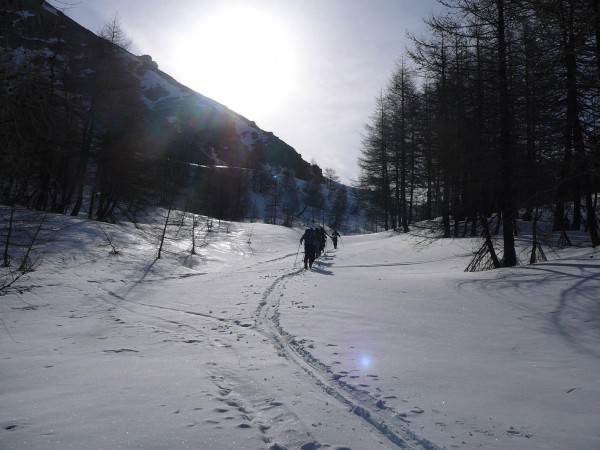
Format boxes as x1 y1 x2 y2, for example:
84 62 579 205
294 242 301 267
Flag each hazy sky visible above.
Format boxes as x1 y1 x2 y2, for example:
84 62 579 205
52 0 441 182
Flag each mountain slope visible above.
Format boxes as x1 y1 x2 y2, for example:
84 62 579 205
1 0 321 203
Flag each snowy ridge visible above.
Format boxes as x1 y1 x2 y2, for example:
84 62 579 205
42 3 59 15
135 63 275 154
138 68 187 107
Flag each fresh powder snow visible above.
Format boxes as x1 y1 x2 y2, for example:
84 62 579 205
2 212 599 449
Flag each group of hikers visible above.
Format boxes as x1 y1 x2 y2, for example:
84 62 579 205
299 225 341 269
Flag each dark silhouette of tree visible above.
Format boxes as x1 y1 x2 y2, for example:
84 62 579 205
97 12 132 51
357 92 392 230
357 0 600 266
323 168 341 190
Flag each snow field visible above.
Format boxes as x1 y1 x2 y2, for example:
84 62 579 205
2 213 600 449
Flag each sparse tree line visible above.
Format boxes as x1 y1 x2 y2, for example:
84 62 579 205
357 0 600 266
1 11 156 221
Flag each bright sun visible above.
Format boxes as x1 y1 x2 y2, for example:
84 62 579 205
177 6 297 119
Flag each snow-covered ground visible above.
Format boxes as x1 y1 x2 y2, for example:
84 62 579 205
2 212 599 449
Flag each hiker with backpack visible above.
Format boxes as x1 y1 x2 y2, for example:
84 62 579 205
313 227 322 257
300 227 318 269
317 226 327 256
331 228 340 249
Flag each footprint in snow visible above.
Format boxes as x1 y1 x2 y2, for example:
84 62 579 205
212 408 229 413
103 348 138 353
300 441 321 450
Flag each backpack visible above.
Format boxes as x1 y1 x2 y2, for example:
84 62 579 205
304 228 317 247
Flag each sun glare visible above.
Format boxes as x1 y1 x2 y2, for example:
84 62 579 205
360 354 372 370
177 6 297 119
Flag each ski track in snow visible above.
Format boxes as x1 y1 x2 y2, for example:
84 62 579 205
91 253 439 448
78 240 360 448
67 219 442 448
255 259 440 450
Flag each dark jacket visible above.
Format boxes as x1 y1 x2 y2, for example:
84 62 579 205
300 229 318 249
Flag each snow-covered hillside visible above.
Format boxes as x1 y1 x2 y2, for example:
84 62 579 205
1 212 599 449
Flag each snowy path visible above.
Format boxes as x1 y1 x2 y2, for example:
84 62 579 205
88 259 402 449
255 267 438 449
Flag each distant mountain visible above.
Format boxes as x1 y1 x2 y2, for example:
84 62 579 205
1 0 320 181
2 0 361 227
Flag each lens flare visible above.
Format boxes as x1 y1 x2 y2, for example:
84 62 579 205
360 354 372 369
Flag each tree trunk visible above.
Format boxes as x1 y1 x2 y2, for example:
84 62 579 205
480 213 501 269
497 0 517 266
564 0 600 245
